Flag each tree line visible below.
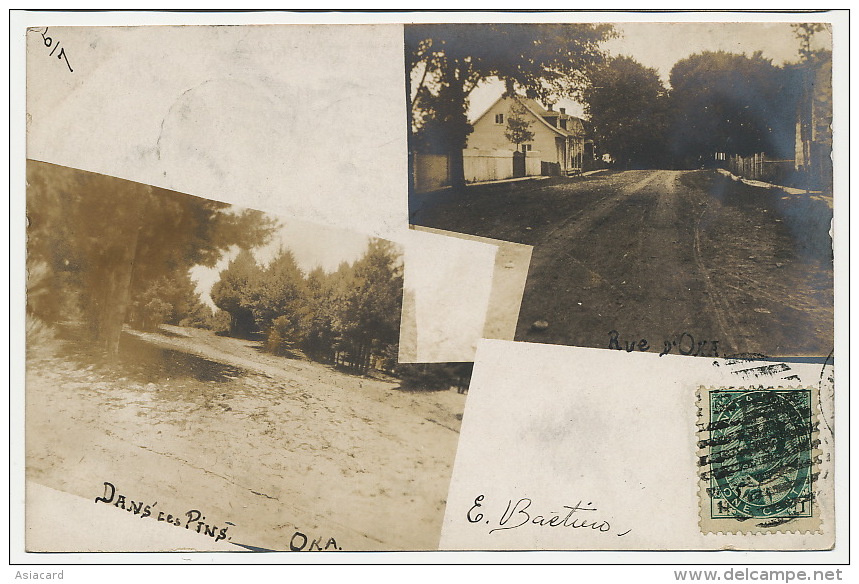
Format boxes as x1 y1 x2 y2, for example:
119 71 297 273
582 50 808 170
407 23 830 175
25 160 405 376
209 239 403 375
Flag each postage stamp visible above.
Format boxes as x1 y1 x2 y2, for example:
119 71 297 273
697 386 821 534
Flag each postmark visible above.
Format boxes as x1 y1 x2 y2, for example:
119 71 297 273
697 385 821 533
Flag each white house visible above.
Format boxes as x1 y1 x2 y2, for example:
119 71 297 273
467 96 589 176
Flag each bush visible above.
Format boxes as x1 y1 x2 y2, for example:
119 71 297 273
398 362 474 391
266 327 285 354
178 303 215 329
398 363 462 391
266 315 304 355
376 343 399 374
210 310 233 334
139 298 172 331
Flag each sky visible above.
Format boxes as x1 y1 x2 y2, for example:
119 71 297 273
189 210 375 310
466 21 832 122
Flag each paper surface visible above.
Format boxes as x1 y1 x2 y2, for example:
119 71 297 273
399 228 498 363
412 226 533 343
26 24 407 237
441 341 835 550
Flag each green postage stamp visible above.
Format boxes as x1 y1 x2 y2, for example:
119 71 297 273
698 386 821 534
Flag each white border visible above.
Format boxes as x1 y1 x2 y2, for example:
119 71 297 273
7 8 851 572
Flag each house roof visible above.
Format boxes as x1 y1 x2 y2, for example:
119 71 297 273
473 95 585 139
521 99 585 138
520 98 548 116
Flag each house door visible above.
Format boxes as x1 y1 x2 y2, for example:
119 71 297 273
513 151 526 177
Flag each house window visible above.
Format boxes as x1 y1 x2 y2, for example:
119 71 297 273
559 119 567 129
521 144 532 152
495 113 504 124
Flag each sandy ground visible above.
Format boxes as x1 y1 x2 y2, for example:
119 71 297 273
26 324 467 551
412 169 833 358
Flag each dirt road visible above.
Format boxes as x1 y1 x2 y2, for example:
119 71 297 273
26 325 467 551
413 169 833 358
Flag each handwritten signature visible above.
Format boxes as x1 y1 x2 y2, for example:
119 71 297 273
467 495 631 536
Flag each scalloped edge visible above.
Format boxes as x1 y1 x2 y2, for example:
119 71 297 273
696 384 825 535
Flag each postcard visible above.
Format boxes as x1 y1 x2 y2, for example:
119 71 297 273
12 10 846 560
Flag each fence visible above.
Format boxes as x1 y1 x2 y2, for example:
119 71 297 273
463 149 515 183
541 161 561 176
463 149 544 183
727 153 795 186
526 154 542 177
412 149 547 192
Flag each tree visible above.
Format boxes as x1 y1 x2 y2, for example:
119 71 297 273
582 56 670 169
211 249 314 348
25 161 275 356
406 24 615 185
504 99 535 152
206 238 402 374
302 265 345 362
255 249 310 352
667 51 800 167
128 267 211 331
792 23 827 63
338 239 403 374
790 24 832 191
210 249 264 338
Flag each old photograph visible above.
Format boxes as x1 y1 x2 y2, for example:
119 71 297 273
12 10 846 567
25 161 468 551
408 22 834 360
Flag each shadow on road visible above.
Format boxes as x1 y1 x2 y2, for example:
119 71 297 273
52 324 248 384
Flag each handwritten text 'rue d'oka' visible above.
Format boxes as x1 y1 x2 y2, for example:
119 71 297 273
467 495 631 536
95 481 230 543
608 329 720 357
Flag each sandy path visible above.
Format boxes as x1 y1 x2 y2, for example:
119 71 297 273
414 169 833 357
26 326 467 551
514 169 832 356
